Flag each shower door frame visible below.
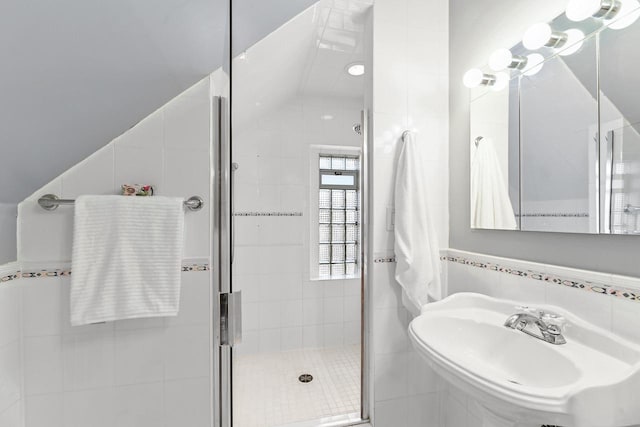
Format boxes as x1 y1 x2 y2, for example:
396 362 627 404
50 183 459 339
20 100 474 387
212 107 372 427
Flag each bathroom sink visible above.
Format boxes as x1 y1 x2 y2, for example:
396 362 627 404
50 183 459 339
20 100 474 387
408 293 640 427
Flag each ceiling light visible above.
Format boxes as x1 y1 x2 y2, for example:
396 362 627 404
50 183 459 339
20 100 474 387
523 53 545 76
320 114 334 120
566 0 619 21
558 29 586 56
523 23 567 50
488 48 527 71
463 69 496 88
346 63 365 76
605 0 640 28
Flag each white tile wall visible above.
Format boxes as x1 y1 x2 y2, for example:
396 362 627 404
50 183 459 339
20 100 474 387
232 94 363 356
0 269 23 427
19 272 211 427
369 0 449 425
10 72 220 427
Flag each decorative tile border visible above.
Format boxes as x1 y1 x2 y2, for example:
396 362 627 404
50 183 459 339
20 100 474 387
0 270 20 283
373 256 396 264
516 213 589 218
0 261 209 284
442 251 640 303
234 212 303 217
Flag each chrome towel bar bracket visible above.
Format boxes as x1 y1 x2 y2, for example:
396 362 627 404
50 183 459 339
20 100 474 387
37 194 204 212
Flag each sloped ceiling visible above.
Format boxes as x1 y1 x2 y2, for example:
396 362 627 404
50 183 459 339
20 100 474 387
0 0 317 203
233 0 371 128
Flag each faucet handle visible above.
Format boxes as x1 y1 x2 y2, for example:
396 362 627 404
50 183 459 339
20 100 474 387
541 312 567 332
515 305 540 315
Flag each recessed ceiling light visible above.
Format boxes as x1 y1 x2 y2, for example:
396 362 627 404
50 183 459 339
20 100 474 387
346 62 365 76
320 114 334 120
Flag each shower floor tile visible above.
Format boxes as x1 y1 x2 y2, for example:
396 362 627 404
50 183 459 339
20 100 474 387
233 345 360 427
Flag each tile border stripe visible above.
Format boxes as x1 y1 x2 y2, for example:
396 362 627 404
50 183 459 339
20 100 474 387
442 254 640 303
0 262 209 284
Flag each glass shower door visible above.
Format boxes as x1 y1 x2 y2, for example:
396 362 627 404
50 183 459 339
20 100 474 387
229 1 372 426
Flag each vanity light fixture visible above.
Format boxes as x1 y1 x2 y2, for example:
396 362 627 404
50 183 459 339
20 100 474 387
605 0 640 29
488 48 527 71
558 29 586 56
522 53 545 76
566 0 621 21
462 68 496 88
566 0 640 29
346 62 365 76
523 23 567 50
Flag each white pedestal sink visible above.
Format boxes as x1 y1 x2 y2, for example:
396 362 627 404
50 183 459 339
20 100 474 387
408 293 640 427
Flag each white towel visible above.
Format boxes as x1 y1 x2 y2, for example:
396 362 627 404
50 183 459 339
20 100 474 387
470 138 517 230
394 132 442 312
70 195 185 326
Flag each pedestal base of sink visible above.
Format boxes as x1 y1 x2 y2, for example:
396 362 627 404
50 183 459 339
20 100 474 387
478 405 516 427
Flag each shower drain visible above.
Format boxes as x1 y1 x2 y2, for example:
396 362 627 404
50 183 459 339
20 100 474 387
298 374 313 383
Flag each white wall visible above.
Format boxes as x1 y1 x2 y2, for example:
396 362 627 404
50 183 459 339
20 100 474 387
0 204 17 264
232 95 363 355
369 0 449 425
0 264 22 427
11 73 220 427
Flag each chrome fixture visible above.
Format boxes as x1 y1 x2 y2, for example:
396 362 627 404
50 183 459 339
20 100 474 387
353 123 362 135
463 68 497 88
489 48 528 71
37 194 204 211
504 308 567 345
625 204 640 213
474 136 483 147
566 0 622 21
523 23 569 50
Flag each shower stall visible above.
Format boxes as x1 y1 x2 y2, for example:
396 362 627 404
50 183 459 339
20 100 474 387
2 1 372 427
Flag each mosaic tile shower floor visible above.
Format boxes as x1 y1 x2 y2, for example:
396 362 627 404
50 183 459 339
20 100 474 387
233 345 360 427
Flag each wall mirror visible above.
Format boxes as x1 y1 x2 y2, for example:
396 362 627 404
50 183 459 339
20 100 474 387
468 1 640 234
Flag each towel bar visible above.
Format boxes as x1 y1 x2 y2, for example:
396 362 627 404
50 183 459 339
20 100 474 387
37 194 204 212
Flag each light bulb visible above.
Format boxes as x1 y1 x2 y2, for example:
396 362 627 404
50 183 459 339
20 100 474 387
491 72 510 91
346 63 365 76
566 0 604 21
523 54 545 76
463 68 484 88
558 29 586 56
523 23 554 50
606 0 640 29
489 48 513 71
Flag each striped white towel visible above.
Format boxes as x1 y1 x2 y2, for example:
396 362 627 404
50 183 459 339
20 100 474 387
70 195 185 326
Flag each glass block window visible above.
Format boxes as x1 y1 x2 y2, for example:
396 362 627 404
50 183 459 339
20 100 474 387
318 155 360 279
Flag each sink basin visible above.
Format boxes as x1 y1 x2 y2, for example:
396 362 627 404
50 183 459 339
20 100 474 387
408 293 640 427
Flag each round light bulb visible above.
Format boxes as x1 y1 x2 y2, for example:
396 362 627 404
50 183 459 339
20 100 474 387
346 63 365 76
606 0 640 29
523 23 553 50
523 54 545 76
490 72 510 91
558 29 585 56
489 48 513 71
463 68 484 88
566 0 603 21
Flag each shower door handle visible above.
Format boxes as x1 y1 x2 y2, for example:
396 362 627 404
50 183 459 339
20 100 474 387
220 291 242 346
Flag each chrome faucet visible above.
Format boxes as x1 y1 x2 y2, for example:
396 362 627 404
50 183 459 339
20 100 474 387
504 307 567 345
